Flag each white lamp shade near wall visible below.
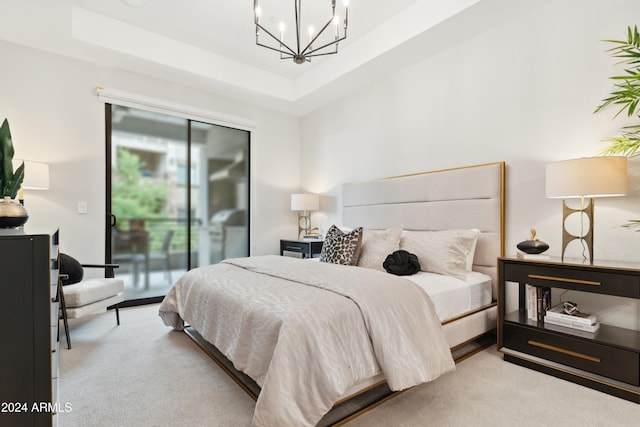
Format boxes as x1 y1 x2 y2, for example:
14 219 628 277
546 156 627 198
13 160 50 190
291 193 319 212
545 156 627 263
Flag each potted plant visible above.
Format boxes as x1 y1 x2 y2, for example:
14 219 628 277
594 26 640 230
595 26 640 156
0 118 27 228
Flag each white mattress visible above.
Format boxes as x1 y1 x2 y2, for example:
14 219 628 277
307 258 492 322
403 271 492 322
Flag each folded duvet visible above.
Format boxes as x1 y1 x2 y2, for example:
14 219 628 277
159 255 454 427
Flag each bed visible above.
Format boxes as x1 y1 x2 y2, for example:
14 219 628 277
159 161 505 426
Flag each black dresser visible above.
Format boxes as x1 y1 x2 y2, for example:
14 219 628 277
0 229 59 426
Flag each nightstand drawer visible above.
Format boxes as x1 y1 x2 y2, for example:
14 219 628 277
280 239 323 258
504 323 640 385
504 263 640 298
282 241 308 253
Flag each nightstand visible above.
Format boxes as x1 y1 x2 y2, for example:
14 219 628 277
280 239 323 259
498 256 640 403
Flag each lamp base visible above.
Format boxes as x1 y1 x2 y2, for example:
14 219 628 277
561 198 594 264
297 212 309 240
297 211 321 239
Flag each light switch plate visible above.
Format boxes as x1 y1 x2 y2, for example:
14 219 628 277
78 201 88 214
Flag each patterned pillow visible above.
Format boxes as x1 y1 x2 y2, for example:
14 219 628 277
320 225 363 265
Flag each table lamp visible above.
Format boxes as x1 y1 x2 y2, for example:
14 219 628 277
14 159 50 200
291 193 320 239
545 156 627 263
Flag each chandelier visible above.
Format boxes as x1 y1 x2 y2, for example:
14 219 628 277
253 0 349 64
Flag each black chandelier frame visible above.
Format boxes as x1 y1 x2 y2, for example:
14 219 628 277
254 0 348 64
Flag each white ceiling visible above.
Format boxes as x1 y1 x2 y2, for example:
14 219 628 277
0 0 541 116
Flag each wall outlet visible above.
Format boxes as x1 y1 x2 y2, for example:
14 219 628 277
78 201 88 214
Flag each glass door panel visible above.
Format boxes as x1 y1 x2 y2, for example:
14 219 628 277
109 105 189 302
192 122 250 268
107 105 250 304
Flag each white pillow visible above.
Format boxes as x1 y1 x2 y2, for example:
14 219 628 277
357 225 403 271
400 229 481 280
466 228 481 271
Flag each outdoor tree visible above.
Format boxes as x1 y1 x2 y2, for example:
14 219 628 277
112 148 168 228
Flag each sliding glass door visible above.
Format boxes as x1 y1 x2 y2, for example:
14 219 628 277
106 104 250 304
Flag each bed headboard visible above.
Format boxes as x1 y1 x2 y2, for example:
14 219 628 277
342 162 505 296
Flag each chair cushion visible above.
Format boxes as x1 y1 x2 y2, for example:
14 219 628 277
65 294 124 320
63 278 124 307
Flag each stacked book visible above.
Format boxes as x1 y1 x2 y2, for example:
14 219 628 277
544 303 600 333
526 285 550 321
517 250 550 260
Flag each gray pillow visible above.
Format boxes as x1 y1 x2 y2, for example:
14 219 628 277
357 225 403 271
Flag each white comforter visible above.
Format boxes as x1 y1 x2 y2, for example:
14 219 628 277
159 255 454 427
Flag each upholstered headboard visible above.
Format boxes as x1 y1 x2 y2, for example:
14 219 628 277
342 162 505 296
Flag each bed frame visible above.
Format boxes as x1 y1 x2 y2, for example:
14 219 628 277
185 161 505 426
342 161 505 351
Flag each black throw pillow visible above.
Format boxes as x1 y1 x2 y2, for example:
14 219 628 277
60 253 84 285
383 250 420 276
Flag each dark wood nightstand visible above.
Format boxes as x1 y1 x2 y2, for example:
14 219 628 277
498 256 640 403
280 239 323 259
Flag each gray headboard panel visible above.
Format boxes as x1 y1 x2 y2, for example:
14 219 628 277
342 162 505 295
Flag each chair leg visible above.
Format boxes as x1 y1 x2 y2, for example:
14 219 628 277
59 284 71 349
115 304 120 326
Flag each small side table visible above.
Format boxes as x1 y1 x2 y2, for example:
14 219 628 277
280 239 323 259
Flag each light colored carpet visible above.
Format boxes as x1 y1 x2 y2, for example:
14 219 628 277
59 304 640 426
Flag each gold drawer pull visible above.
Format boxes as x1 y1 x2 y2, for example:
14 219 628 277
528 340 601 363
528 274 601 286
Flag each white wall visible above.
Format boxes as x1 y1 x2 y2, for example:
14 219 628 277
2 1 639 326
301 0 640 261
0 40 301 263
300 0 640 328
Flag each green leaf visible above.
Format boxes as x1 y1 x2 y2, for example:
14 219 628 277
595 26 640 157
4 162 24 199
0 118 16 197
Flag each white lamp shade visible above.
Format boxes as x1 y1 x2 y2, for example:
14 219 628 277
291 193 319 211
545 156 627 198
14 160 50 190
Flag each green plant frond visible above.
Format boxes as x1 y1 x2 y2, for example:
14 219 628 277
599 134 640 157
603 39 631 48
631 25 640 43
596 79 640 117
620 219 640 231
609 69 640 79
4 162 24 199
0 119 15 188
